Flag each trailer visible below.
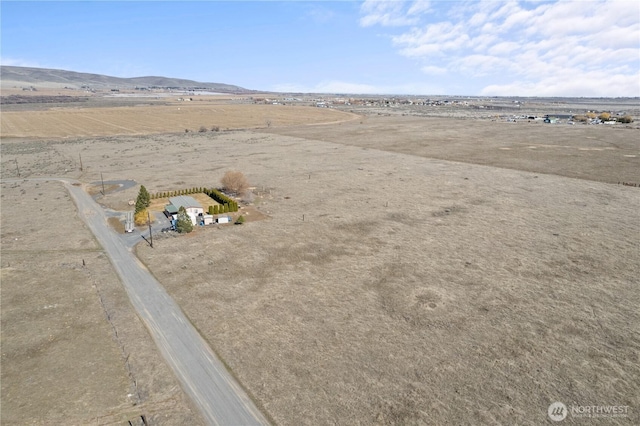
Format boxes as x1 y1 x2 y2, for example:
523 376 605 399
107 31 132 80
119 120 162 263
217 216 231 224
124 211 135 233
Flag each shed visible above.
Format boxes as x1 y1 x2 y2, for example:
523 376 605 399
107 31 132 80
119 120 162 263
200 214 214 225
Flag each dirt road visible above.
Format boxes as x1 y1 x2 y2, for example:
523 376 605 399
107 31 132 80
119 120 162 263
4 177 269 426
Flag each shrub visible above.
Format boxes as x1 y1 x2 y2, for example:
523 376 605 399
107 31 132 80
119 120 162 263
198 126 208 133
220 170 249 196
134 209 151 226
235 215 245 225
618 115 633 123
211 126 220 132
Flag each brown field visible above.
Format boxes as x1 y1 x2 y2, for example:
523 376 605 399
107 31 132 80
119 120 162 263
0 102 357 138
1 180 201 424
1 98 639 425
148 193 218 215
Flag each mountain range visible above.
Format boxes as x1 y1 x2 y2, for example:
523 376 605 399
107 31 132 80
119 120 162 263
0 66 250 93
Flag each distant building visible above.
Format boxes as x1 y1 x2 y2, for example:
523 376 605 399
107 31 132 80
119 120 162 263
165 196 203 225
545 114 573 121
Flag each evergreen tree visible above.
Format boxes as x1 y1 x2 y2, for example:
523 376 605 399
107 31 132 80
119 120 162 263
135 185 150 213
175 206 193 233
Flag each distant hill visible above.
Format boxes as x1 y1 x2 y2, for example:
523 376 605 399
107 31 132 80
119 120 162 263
0 66 251 93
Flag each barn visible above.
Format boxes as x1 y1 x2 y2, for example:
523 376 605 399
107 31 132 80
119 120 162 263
165 196 204 225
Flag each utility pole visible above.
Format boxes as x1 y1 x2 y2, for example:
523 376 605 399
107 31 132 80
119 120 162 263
15 159 20 177
147 211 153 248
79 153 83 172
101 172 105 195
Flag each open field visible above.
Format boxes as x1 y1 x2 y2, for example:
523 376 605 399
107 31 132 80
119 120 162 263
265 115 640 184
1 99 639 424
0 180 202 424
0 102 357 138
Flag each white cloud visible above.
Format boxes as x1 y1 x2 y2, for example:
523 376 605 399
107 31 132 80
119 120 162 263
481 70 640 97
421 65 447 75
305 5 336 24
360 0 640 96
359 0 431 27
407 1 432 16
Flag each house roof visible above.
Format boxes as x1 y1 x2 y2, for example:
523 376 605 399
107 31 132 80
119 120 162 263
165 204 179 214
168 195 202 211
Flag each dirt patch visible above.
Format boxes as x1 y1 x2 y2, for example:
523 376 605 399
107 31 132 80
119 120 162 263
108 216 125 234
87 183 119 196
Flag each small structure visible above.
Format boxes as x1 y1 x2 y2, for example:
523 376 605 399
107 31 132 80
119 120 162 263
124 211 134 233
165 196 204 225
216 216 231 224
199 214 215 225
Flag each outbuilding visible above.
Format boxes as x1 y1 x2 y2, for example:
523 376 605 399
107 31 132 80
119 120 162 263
165 196 204 225
200 214 215 225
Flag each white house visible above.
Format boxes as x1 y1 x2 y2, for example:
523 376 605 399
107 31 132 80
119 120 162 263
166 196 204 225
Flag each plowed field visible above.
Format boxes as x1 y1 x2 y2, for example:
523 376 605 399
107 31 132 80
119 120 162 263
0 103 356 138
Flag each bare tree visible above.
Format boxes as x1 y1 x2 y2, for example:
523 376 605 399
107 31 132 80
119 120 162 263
221 171 249 196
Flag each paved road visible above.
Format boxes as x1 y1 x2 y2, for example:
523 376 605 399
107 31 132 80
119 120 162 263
4 178 269 426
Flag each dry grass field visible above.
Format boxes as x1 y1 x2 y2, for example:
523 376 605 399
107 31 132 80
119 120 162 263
1 98 639 425
0 102 357 138
266 115 640 184
0 180 202 424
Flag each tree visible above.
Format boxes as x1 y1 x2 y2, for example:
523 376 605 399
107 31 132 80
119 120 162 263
175 206 193 233
134 209 152 226
135 185 151 213
220 170 249 195
598 112 611 121
208 205 215 215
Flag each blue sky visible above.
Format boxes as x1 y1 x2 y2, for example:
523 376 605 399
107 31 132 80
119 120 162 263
2 1 639 96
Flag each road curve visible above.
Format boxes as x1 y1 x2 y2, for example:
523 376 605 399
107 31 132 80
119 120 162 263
4 178 269 426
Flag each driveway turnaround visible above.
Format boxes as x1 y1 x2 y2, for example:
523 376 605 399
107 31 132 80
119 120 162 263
17 178 269 426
